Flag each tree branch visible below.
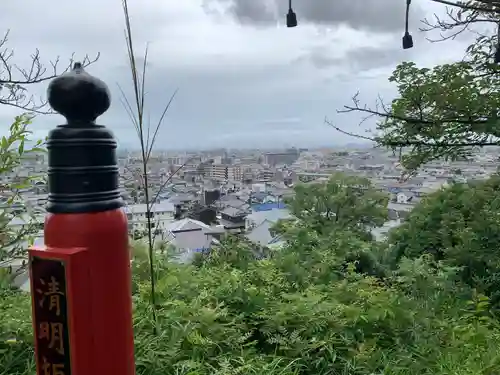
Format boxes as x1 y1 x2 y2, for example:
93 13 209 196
431 0 500 13
339 101 494 126
0 30 100 114
324 117 498 147
420 1 500 43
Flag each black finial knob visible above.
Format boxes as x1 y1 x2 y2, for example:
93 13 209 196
47 62 111 123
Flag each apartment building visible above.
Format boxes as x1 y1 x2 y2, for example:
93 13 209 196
209 164 242 181
263 149 300 167
124 202 175 234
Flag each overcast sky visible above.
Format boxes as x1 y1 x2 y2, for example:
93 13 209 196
1 0 472 150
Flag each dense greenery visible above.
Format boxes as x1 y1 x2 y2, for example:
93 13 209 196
389 176 500 311
285 173 388 238
3 174 500 375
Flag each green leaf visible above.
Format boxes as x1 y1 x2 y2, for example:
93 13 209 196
17 140 24 155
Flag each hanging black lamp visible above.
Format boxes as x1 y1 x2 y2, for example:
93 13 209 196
286 0 297 27
402 0 413 49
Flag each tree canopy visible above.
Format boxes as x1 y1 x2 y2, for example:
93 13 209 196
285 173 388 238
389 175 500 309
330 0 500 174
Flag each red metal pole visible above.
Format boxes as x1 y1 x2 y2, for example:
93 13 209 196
28 63 135 375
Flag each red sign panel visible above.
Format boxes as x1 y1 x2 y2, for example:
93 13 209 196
31 256 72 375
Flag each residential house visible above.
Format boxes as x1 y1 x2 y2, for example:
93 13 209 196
162 218 220 263
396 191 417 204
246 209 292 231
219 206 248 233
124 202 175 235
245 219 285 250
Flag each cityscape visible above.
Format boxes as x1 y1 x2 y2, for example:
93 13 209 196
3 144 498 290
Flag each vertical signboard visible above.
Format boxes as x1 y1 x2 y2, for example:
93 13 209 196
31 256 72 375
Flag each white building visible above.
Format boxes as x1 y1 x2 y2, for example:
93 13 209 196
210 164 242 181
124 202 175 233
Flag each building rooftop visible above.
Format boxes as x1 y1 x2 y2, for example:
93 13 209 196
124 202 175 214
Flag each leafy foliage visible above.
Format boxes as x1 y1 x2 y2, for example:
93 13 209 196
334 20 500 174
4 235 500 375
375 58 500 171
0 288 35 374
285 173 388 238
389 175 500 310
0 114 45 285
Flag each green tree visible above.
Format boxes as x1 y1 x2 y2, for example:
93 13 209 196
328 1 500 174
371 59 500 172
0 114 45 286
193 235 259 270
286 173 388 238
388 175 500 308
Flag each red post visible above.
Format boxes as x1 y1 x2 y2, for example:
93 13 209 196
28 63 135 375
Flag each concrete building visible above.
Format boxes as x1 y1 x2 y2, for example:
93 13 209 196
124 202 175 233
210 164 242 181
263 149 300 167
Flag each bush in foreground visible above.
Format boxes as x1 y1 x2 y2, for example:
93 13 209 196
3 230 500 375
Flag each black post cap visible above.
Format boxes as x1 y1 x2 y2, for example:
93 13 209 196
46 63 123 214
48 62 111 123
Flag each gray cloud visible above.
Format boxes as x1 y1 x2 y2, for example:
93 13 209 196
203 0 422 33
299 43 412 72
345 46 413 71
0 0 460 150
293 27 474 74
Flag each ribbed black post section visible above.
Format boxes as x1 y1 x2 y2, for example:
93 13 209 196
46 62 123 214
